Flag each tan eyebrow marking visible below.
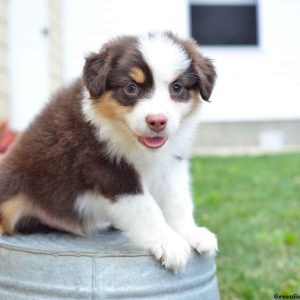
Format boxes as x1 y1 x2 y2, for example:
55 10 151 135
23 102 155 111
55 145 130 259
129 67 145 84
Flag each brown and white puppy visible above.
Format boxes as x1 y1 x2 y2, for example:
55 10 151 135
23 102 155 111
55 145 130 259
0 32 217 272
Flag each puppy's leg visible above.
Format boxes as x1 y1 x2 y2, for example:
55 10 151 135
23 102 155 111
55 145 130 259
157 160 218 256
0 194 33 235
106 192 191 272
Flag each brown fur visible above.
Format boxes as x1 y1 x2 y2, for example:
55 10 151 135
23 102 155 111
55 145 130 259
190 90 201 112
0 79 142 234
83 36 154 106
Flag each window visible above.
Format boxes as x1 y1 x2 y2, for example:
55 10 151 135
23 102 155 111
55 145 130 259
190 0 258 46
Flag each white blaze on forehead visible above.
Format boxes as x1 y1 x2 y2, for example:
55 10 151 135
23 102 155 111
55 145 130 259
138 33 191 83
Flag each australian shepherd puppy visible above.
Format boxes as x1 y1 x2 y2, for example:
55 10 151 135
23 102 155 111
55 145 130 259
0 32 217 272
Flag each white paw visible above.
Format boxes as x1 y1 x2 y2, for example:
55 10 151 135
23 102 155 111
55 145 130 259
149 232 191 273
185 227 218 256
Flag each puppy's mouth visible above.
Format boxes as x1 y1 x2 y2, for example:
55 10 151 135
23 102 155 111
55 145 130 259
137 136 168 149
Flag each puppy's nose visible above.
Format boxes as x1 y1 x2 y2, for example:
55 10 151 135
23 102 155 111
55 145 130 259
146 114 168 132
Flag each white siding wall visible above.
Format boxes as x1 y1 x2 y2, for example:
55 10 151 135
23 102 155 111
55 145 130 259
62 0 189 81
200 0 300 122
8 0 63 131
49 0 63 93
8 0 49 131
0 0 8 122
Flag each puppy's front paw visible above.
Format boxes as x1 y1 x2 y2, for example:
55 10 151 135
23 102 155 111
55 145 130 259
186 227 218 257
149 232 191 273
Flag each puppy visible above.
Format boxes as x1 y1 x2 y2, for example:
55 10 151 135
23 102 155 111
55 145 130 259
0 32 217 272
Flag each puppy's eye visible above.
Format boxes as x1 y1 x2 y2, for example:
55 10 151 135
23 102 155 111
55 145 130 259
171 83 184 95
124 83 138 96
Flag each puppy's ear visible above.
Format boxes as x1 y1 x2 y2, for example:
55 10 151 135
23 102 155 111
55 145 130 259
193 56 216 101
185 40 216 101
83 48 111 99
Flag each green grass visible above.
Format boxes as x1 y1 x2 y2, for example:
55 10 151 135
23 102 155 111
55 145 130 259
191 152 300 300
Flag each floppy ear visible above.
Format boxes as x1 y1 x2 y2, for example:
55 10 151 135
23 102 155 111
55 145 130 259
83 48 111 100
185 40 216 101
193 57 216 101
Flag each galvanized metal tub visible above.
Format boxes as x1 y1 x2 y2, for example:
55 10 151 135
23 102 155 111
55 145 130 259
0 231 220 299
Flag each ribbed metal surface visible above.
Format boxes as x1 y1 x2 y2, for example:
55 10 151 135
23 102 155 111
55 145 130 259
0 231 220 300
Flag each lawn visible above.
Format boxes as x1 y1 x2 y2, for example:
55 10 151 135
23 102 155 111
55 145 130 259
191 152 300 300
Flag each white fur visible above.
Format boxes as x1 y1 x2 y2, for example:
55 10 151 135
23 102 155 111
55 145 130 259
106 192 191 272
139 33 191 82
74 192 111 233
79 34 217 272
153 159 218 257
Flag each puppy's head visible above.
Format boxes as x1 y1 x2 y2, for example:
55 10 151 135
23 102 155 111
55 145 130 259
83 32 216 150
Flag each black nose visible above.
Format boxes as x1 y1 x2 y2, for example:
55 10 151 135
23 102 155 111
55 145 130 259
145 114 168 132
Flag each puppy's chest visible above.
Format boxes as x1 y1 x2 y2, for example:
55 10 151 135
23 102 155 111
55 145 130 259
135 160 175 202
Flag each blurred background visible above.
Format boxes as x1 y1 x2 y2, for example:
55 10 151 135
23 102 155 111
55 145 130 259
0 0 300 154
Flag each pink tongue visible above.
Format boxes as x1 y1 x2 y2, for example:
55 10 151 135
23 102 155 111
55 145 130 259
138 136 166 148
